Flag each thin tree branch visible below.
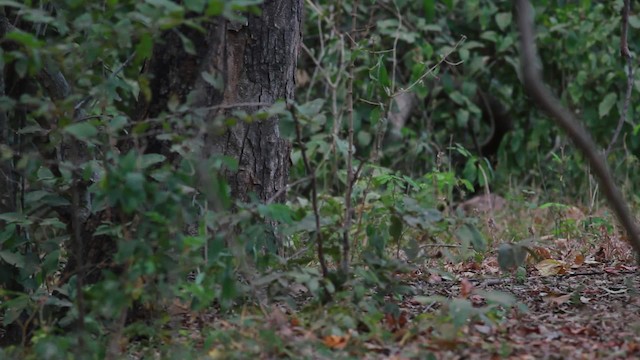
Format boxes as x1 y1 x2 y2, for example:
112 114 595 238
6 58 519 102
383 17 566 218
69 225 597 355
606 0 634 156
516 0 640 257
70 173 86 354
289 103 328 278
392 35 466 97
265 175 313 205
342 0 359 275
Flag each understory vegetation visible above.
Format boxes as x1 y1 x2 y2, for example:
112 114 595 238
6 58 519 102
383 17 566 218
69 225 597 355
1 0 640 359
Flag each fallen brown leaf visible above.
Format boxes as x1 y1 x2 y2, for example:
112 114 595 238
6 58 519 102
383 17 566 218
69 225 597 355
536 259 567 276
460 278 474 298
323 334 349 350
543 293 571 306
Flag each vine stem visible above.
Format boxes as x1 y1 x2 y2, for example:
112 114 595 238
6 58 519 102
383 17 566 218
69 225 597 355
606 0 634 156
342 0 359 275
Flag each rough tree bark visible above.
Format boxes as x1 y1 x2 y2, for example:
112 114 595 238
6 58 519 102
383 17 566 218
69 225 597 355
0 2 300 286
0 0 300 345
138 1 298 204
0 15 13 230
70 1 300 276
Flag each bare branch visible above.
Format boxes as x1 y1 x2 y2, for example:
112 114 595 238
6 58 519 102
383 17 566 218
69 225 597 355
342 0 360 275
606 0 634 156
289 103 328 278
392 35 466 97
516 0 640 257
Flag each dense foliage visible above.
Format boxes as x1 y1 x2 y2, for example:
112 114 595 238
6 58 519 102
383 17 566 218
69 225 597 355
297 0 640 202
0 0 638 358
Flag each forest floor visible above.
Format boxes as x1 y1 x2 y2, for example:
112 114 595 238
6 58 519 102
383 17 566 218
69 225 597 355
131 205 640 359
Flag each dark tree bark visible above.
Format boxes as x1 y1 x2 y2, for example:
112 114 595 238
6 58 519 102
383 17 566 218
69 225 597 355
0 0 299 309
1 1 300 346
70 1 301 275
58 0 302 283
0 15 13 218
0 14 19 219
207 4 298 203
0 15 21 347
138 1 298 204
0 1 300 289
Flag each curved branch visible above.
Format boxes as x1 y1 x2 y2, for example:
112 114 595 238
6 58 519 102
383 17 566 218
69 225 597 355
516 0 640 256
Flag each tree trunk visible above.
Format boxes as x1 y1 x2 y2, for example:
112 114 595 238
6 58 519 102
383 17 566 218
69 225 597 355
0 3 300 341
138 1 299 204
0 2 300 346
64 0 301 276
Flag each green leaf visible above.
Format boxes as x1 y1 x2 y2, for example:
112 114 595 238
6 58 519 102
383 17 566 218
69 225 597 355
449 91 466 105
0 212 31 225
14 58 27 78
456 109 470 127
40 218 66 229
296 99 325 118
184 0 207 12
629 15 640 29
65 122 98 140
476 158 493 187
2 296 28 326
480 31 498 42
497 243 528 271
462 159 477 184
135 33 154 60
443 0 454 10
45 296 73 308
404 238 419 261
178 32 196 55
146 0 183 12
371 56 390 89
598 93 617 117
357 130 372 146
24 190 51 204
108 116 129 132
497 243 515 270
476 290 516 307
370 107 381 125
206 0 224 15
456 223 486 252
0 224 16 245
221 270 236 302
42 250 60 275
389 215 403 241
258 204 295 224
0 250 25 268
5 30 44 48
183 235 206 249
125 172 145 193
423 0 435 22
413 295 448 305
449 298 473 328
140 153 166 169
0 1 25 9
495 12 512 31
201 71 223 90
